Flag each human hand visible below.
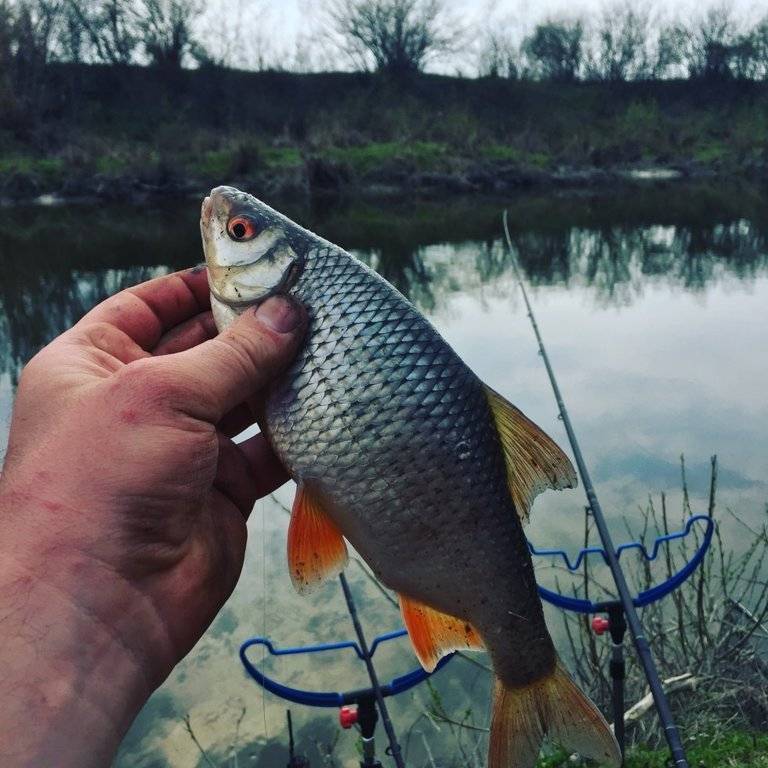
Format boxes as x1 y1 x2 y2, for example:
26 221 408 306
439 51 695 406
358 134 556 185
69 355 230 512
0 268 306 767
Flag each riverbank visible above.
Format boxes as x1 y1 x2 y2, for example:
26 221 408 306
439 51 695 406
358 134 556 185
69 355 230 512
0 146 755 206
2 66 767 204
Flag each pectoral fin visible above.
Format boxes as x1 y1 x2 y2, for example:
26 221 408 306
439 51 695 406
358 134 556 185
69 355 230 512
287 484 348 594
485 385 578 524
399 594 484 672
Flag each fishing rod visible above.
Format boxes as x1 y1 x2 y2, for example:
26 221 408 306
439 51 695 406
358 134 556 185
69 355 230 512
339 572 406 768
502 211 690 768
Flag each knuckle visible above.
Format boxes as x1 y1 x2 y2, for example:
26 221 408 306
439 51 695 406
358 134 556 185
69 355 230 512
19 348 48 383
111 358 185 412
82 321 116 344
221 328 278 379
17 341 60 394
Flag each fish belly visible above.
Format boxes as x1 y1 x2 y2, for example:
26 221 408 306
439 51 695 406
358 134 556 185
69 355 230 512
265 245 555 686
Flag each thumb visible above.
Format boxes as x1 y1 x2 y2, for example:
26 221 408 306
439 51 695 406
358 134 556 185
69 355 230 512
165 295 307 421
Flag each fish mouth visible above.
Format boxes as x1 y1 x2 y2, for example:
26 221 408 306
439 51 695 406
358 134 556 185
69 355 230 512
201 187 238 232
208 256 304 309
201 195 213 226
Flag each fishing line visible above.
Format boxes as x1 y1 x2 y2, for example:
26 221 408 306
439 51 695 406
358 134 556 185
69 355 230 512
260 497 269 742
502 210 690 768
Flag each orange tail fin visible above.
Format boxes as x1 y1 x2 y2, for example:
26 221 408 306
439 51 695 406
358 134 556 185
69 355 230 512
489 660 620 768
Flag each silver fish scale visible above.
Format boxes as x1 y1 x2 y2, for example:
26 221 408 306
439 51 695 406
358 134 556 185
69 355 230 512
266 242 554 685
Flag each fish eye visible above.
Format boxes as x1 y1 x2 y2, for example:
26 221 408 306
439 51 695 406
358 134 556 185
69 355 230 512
227 216 257 242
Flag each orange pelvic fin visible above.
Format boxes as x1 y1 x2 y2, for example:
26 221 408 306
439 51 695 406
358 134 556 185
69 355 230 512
489 661 620 768
399 594 484 672
485 385 578 523
287 484 348 595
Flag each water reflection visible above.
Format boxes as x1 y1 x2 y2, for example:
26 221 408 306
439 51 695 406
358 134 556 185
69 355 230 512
1 184 767 765
1 185 767 384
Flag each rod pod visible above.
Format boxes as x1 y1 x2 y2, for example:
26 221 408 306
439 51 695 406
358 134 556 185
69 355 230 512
502 211 689 768
339 573 406 768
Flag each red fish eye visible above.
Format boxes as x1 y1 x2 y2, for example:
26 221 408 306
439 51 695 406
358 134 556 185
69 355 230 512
227 216 257 241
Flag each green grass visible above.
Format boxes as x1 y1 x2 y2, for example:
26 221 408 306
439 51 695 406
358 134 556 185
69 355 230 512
261 146 302 167
3 68 768 197
0 154 64 179
693 140 731 165
627 731 768 768
195 149 236 178
325 141 449 173
534 731 768 767
192 143 301 178
480 144 552 168
94 154 132 175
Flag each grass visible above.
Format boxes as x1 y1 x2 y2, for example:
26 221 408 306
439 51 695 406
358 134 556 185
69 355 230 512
0 154 64 179
479 144 553 167
535 731 768 767
2 67 768 197
693 140 732 165
193 144 302 178
627 731 768 767
325 141 449 173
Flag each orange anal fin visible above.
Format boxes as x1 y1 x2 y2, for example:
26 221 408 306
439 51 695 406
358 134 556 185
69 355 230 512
399 594 484 672
287 484 348 595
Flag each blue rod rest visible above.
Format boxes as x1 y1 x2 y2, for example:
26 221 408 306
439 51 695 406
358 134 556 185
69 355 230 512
239 629 453 708
530 514 715 614
240 515 714 706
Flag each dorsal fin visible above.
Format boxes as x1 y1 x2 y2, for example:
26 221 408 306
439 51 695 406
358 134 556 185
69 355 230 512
287 483 348 594
485 385 577 524
399 594 485 672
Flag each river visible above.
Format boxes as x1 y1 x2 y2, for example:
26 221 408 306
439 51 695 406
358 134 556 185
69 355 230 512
0 182 766 767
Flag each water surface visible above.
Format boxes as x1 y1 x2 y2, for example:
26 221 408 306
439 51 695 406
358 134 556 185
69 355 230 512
0 183 766 767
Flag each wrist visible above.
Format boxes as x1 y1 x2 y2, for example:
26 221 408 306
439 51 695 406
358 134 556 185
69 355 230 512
0 497 170 767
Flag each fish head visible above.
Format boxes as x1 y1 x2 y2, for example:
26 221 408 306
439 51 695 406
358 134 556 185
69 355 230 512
200 186 303 328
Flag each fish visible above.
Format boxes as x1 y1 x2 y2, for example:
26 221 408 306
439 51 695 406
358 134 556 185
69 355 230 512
200 186 621 768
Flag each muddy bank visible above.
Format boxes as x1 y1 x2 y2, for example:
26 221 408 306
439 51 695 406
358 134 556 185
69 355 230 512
0 156 745 207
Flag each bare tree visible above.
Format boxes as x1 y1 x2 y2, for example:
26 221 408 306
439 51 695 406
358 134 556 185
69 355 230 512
522 19 584 82
8 0 63 109
0 0 15 118
193 0 277 71
325 0 462 75
726 15 768 81
136 0 201 68
651 24 686 79
751 16 768 80
0 4 9 61
65 0 137 64
729 31 759 80
58 0 88 61
477 27 520 79
588 2 653 81
679 4 739 80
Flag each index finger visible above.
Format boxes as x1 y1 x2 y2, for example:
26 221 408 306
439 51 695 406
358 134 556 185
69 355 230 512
74 267 211 350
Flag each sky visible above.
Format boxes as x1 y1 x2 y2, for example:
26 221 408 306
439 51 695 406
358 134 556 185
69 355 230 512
197 0 768 73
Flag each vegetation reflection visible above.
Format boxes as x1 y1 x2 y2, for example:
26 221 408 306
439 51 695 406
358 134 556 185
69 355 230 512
0 184 766 381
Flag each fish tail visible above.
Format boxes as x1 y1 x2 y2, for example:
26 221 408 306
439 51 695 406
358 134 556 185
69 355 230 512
489 659 620 768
